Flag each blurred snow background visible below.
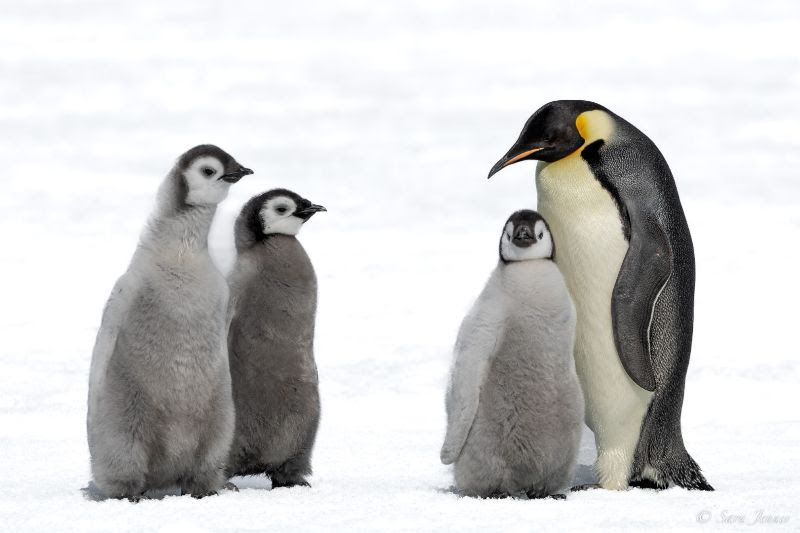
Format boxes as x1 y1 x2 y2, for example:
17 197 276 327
1 0 798 530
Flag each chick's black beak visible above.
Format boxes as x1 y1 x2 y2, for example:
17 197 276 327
296 204 327 220
512 224 536 247
220 167 254 183
487 147 545 179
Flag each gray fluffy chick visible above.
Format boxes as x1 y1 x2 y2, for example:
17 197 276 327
87 145 252 500
227 189 325 488
441 210 584 499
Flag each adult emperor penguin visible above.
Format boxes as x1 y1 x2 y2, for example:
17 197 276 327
487 100 712 491
227 189 324 488
441 211 583 499
87 145 252 499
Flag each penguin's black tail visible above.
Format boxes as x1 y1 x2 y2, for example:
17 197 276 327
631 392 714 490
632 437 713 491
663 451 714 491
632 410 714 491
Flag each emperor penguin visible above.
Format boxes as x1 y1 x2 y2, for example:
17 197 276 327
488 100 712 491
87 145 252 499
227 189 325 488
440 210 584 499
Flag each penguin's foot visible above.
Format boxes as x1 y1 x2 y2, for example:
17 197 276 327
105 485 145 502
180 483 221 498
269 455 313 489
189 490 218 499
526 489 567 500
570 483 601 492
222 481 239 492
271 478 311 489
106 486 146 502
629 478 667 490
484 490 510 499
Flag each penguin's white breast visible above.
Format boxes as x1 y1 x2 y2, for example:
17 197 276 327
535 146 632 398
536 152 629 300
535 132 653 440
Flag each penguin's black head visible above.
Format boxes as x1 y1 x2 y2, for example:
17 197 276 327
499 210 555 263
235 188 326 250
488 100 605 178
175 144 253 207
178 144 254 183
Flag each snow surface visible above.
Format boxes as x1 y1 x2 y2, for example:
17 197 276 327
1 0 799 531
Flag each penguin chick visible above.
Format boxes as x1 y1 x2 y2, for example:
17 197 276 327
441 210 584 499
87 144 252 500
227 189 325 488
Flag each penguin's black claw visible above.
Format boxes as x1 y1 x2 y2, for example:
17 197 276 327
190 490 218 499
118 490 146 503
674 476 714 491
690 480 715 491
629 478 668 490
271 479 311 489
526 489 567 500
570 483 601 492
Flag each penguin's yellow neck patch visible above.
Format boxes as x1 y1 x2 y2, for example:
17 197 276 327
575 110 615 144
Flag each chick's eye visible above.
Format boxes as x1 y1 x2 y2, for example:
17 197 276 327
202 167 215 176
276 206 288 214
538 232 544 239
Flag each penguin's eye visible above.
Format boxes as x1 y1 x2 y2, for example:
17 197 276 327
202 167 215 177
538 232 544 239
276 205 288 214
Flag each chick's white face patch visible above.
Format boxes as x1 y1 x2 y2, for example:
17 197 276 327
501 219 554 262
260 196 303 235
184 156 229 206
503 221 514 241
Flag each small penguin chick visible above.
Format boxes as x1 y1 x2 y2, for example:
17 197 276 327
441 209 582 499
499 210 555 262
87 144 251 501
234 188 326 250
227 188 324 489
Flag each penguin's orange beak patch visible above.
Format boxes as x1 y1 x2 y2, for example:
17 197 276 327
502 147 544 167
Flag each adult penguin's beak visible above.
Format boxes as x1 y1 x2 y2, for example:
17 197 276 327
487 147 544 179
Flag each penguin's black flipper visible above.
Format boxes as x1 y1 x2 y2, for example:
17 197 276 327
610 218 671 392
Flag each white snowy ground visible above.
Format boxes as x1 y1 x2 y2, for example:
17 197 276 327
1 0 798 531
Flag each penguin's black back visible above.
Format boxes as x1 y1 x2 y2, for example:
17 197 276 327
578 109 710 490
